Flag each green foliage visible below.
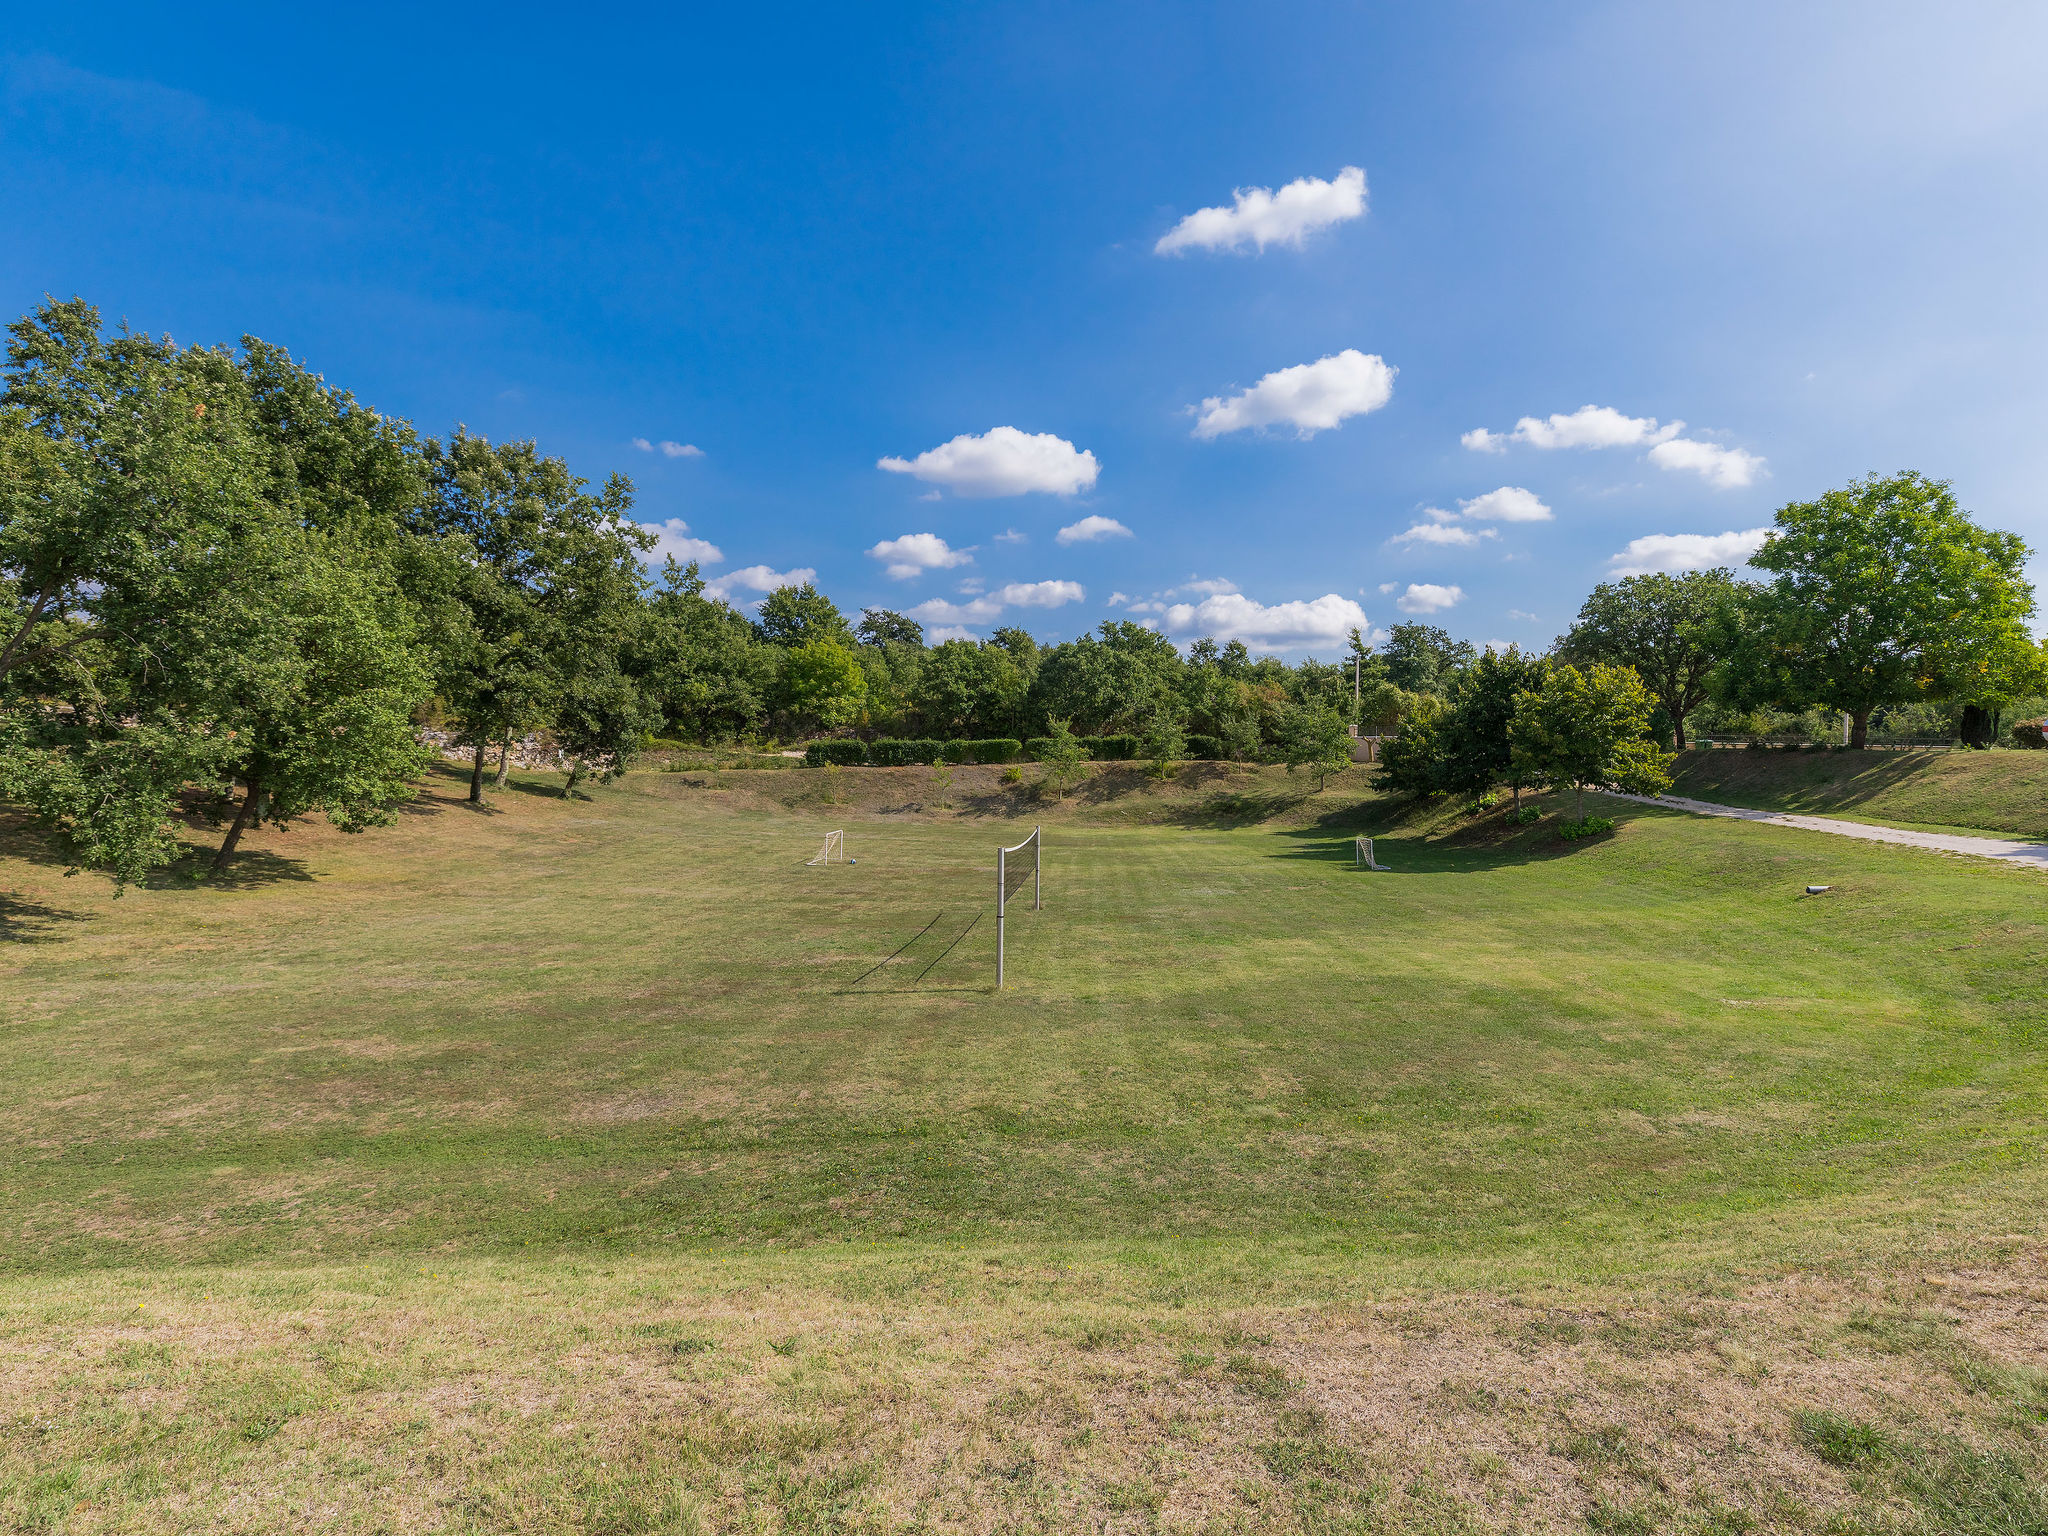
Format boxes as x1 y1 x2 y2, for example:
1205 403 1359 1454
1381 623 1477 695
1185 733 1223 760
1438 645 1548 799
804 739 869 766
1279 702 1352 790
631 560 773 744
1511 662 1674 821
1033 716 1088 799
939 737 1023 765
1719 472 2040 747
780 638 868 729
1793 1410 1897 1468
1561 569 1738 749
865 738 947 767
1143 707 1187 779
854 608 923 649
1556 815 1616 840
755 582 852 649
1375 695 1450 797
910 638 1025 738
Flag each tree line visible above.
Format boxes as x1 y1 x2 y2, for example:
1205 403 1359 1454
1380 470 2044 815
4 299 2039 882
0 301 1423 884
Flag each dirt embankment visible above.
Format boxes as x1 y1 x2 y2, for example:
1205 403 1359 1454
648 758 1389 829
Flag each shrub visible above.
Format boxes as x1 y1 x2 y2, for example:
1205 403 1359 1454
938 738 1022 765
1511 806 1541 825
1185 733 1224 761
866 738 947 767
2013 722 2046 750
1556 815 1615 840
1085 734 1141 761
1000 765 1023 785
804 740 869 766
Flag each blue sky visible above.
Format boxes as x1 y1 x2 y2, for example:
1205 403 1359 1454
6 3 2045 654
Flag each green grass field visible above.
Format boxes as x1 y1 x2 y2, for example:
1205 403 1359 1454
3 760 2045 1533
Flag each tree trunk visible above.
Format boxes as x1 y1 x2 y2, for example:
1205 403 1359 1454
1511 782 1521 813
468 741 486 803
1574 783 1584 820
1672 714 1687 751
563 762 583 798
211 775 262 875
1849 710 1871 750
1960 705 1994 749
495 734 512 788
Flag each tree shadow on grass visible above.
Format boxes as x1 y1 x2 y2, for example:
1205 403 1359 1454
1671 747 1945 810
0 888 89 942
1267 795 1637 873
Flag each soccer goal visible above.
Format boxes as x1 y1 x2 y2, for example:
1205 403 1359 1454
1354 835 1389 871
806 830 846 866
995 825 1042 988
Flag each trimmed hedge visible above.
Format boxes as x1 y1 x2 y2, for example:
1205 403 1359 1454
804 740 869 766
1086 734 1140 761
1185 733 1224 761
1021 733 1141 762
866 738 946 767
939 738 1023 765
806 738 1027 767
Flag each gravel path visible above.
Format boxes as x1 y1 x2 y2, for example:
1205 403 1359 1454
1597 790 2048 869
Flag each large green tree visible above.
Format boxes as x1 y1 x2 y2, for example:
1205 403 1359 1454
630 559 772 743
1720 472 2037 749
1559 569 1737 749
1381 623 1476 695
912 639 1025 738
422 429 650 800
1510 663 1673 820
1439 646 1549 809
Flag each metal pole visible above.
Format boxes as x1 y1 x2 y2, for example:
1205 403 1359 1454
996 846 1006 989
1033 825 1041 909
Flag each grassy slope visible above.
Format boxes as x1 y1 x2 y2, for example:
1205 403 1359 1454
2 763 2045 1533
1669 746 2048 839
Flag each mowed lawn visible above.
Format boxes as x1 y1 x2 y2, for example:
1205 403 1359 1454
3 764 2046 1533
4 764 2043 1275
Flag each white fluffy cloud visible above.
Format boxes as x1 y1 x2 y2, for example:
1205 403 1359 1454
1396 583 1464 615
908 580 1086 628
1457 486 1552 523
1464 404 1764 489
638 519 723 566
1607 528 1772 576
878 426 1099 497
1192 349 1395 439
1647 438 1767 489
631 437 704 458
1156 166 1367 255
866 532 974 580
926 626 977 644
704 564 815 602
994 528 1027 544
1392 518 1498 548
1157 591 1368 650
1464 405 1680 454
1055 514 1133 545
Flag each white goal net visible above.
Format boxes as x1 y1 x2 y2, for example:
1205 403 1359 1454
996 825 1041 988
1354 835 1389 871
806 830 845 866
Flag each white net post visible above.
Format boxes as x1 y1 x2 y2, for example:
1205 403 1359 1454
996 825 1041 988
807 830 844 867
